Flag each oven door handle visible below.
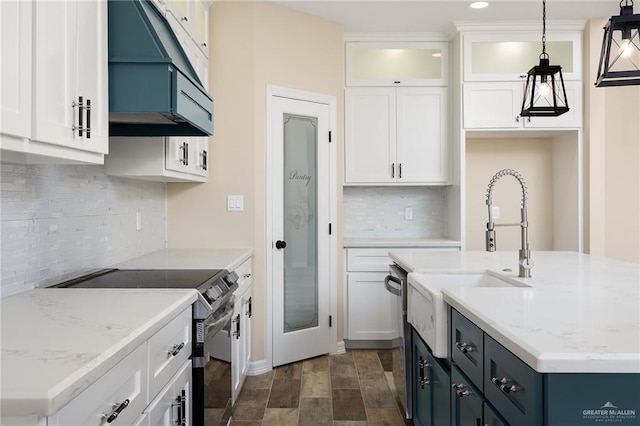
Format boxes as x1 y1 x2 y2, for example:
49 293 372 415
204 304 235 339
384 274 402 296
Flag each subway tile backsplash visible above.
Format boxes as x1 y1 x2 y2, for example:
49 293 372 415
343 186 447 239
1 163 166 298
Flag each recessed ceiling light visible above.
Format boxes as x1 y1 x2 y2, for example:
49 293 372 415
470 2 489 9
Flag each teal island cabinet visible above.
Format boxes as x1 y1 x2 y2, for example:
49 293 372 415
449 309 640 426
395 251 640 426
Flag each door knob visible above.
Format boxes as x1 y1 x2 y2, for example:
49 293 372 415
275 240 287 249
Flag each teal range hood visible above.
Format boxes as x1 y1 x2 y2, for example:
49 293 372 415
108 0 213 136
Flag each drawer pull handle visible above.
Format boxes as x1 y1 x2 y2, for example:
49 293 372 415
169 342 185 356
418 356 431 389
244 273 252 278
492 376 518 394
455 341 475 353
173 390 187 425
452 383 470 398
105 399 130 423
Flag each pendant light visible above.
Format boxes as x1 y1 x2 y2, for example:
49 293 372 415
595 0 640 87
520 0 570 117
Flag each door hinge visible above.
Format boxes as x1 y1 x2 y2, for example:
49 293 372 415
328 131 332 142
329 315 332 327
329 223 332 235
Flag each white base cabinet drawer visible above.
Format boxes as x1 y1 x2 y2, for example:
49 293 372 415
148 307 192 399
346 248 393 272
47 343 148 426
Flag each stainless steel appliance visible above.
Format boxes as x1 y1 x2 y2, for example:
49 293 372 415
52 268 238 426
384 263 412 419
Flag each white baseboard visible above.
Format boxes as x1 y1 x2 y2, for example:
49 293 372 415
247 359 270 376
336 340 346 354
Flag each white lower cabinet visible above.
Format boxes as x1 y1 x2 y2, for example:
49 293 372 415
144 360 192 426
105 136 208 182
347 272 398 341
345 248 399 344
47 343 149 426
231 259 253 404
47 306 193 426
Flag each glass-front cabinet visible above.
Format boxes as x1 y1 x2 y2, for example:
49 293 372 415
346 41 448 86
462 31 582 82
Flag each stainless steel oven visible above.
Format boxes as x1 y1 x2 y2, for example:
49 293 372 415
384 263 412 420
51 268 238 426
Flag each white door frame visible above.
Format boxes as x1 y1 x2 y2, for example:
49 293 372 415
266 85 338 369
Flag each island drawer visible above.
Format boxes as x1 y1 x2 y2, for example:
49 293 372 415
484 335 543 426
451 365 484 425
451 309 484 390
148 307 192 398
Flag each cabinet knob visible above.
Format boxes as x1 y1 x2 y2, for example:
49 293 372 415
515 116 520 123
275 240 287 249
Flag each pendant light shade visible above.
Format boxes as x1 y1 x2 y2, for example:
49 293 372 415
520 0 570 117
595 0 640 87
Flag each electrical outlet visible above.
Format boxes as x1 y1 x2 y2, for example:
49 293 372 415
404 207 413 220
491 205 501 219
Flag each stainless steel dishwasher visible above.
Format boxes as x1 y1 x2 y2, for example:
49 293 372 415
384 263 412 420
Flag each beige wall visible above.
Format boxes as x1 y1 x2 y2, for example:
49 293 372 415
585 20 640 262
466 138 554 251
166 1 343 363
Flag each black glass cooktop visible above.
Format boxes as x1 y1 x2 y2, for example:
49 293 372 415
53 269 226 290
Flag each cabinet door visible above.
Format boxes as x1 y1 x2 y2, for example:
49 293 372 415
32 1 78 147
230 293 245 404
146 360 192 426
75 0 108 153
523 81 582 129
192 138 209 178
412 331 432 426
345 88 396 183
32 0 107 154
240 287 252 384
484 402 509 426
396 87 448 183
166 137 196 174
346 272 399 340
0 0 32 140
451 366 483 426
430 352 451 426
463 82 523 129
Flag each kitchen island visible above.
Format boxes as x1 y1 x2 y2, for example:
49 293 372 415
391 250 640 425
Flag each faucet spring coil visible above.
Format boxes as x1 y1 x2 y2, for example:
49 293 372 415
486 168 528 208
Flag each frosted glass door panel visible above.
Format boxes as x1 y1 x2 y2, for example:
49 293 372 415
463 32 581 81
346 42 448 86
283 114 318 333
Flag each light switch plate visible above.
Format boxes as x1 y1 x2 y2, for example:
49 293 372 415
227 195 244 212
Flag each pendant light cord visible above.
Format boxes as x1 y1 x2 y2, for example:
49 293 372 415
541 0 548 58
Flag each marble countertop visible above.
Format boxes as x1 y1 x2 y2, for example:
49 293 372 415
343 238 461 248
114 247 253 271
1 288 198 417
391 250 640 373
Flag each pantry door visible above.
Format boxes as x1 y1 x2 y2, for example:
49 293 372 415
269 89 334 367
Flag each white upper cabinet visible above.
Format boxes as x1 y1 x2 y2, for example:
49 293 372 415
463 80 582 129
105 137 208 183
345 87 448 184
0 1 32 140
1 0 107 164
461 30 583 130
165 0 210 57
346 41 448 86
463 32 582 82
32 0 108 154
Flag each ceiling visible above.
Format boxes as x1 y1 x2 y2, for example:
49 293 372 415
270 0 617 33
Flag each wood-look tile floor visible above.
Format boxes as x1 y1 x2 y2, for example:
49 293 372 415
204 350 412 426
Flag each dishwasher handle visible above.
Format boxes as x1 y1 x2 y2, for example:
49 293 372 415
384 274 402 296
